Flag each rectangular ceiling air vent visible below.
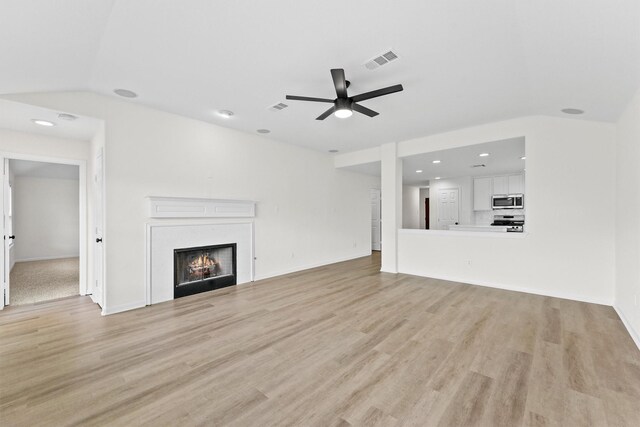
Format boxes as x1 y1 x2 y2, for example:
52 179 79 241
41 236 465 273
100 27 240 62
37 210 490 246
364 50 399 70
268 102 288 112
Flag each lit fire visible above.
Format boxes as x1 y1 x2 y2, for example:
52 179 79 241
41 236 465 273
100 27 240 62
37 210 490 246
188 253 220 279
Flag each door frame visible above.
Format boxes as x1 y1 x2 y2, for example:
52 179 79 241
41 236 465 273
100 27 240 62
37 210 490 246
91 147 105 310
370 188 381 251
0 152 87 309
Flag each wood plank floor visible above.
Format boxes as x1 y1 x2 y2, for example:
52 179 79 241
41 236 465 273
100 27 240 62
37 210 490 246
1 253 639 426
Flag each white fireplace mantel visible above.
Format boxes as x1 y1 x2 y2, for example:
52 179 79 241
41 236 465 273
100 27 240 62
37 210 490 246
147 197 255 218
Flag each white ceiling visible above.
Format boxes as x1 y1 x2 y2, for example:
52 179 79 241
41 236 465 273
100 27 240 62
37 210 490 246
0 99 102 141
402 137 525 185
1 1 639 153
340 137 525 185
10 159 79 180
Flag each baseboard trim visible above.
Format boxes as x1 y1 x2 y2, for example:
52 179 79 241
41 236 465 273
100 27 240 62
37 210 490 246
398 268 613 306
254 251 372 281
16 255 80 263
89 293 102 306
614 305 640 351
101 300 146 316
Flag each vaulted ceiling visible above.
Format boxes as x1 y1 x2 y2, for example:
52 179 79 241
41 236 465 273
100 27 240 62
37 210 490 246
1 0 639 152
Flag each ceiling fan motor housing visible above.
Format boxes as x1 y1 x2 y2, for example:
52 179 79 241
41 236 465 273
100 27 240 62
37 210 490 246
335 97 352 111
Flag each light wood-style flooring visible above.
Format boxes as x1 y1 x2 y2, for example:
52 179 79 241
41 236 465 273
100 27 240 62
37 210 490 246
1 253 639 426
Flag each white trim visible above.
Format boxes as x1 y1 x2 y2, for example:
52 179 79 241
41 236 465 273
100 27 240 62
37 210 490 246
101 300 146 316
78 161 87 295
145 220 255 307
145 223 152 306
0 152 88 303
15 255 80 262
398 268 614 306
399 228 528 239
90 293 101 305
614 305 640 351
94 146 106 309
254 250 372 281
147 197 255 218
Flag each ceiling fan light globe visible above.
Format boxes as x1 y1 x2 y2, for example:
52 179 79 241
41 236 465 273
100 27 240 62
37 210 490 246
334 108 353 119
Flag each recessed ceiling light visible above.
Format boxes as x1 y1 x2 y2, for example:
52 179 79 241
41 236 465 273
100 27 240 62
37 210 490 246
256 129 270 134
521 156 526 160
334 108 353 119
435 177 441 180
561 108 584 115
432 160 441 164
217 110 234 118
328 149 339 153
416 170 423 173
113 88 138 98
479 153 490 157
58 113 78 121
31 119 55 127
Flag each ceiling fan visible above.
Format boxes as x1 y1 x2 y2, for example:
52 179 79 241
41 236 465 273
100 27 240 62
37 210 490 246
286 69 403 120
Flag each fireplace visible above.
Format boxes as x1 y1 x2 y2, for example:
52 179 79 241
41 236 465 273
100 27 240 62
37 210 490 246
174 243 237 298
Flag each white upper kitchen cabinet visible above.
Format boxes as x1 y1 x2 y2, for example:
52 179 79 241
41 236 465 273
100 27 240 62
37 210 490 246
492 176 509 195
473 177 492 211
508 173 524 194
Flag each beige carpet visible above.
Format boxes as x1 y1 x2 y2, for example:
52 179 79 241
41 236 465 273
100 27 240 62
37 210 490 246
9 257 79 306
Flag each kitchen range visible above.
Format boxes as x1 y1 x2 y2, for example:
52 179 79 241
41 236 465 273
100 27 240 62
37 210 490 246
491 214 524 232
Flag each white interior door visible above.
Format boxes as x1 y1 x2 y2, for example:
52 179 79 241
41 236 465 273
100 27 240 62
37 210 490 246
3 159 12 306
437 188 460 230
370 189 381 251
1 158 14 308
92 149 104 307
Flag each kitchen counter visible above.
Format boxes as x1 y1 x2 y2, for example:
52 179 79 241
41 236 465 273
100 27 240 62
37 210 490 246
447 224 508 232
399 228 528 239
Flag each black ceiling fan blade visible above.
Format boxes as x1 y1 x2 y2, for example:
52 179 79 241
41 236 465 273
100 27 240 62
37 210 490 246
352 103 379 117
286 95 335 103
330 69 348 98
316 106 336 120
351 84 404 103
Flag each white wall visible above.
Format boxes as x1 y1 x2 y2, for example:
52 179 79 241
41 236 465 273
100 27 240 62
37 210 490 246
0 128 89 160
396 116 616 305
3 92 378 314
13 176 79 261
615 88 640 348
429 176 473 229
402 185 420 229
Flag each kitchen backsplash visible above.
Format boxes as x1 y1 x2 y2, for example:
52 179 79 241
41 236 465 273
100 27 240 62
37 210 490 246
474 209 525 225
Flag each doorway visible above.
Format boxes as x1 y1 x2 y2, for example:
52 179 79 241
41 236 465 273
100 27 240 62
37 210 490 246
1 156 87 307
424 197 430 229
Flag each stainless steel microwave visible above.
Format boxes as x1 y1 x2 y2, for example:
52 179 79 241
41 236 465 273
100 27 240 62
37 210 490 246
492 194 524 210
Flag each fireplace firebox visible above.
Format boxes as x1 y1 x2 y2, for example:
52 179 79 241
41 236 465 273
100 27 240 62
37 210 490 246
174 243 236 298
